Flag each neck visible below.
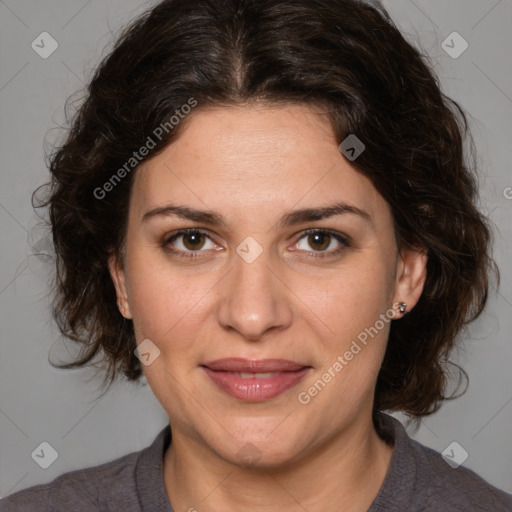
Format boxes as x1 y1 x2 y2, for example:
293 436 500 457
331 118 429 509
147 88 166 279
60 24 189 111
163 413 394 512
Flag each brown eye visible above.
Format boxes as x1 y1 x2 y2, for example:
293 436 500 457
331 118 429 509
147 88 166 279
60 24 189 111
294 229 350 257
182 231 206 250
307 232 331 251
164 229 217 256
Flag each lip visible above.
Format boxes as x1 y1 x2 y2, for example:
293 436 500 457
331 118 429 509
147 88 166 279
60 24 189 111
201 358 311 402
202 358 307 372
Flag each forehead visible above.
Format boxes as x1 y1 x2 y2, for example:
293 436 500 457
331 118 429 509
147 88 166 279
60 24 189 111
130 104 388 225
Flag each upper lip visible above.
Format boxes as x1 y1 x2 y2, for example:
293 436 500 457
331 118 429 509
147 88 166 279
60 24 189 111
202 358 308 372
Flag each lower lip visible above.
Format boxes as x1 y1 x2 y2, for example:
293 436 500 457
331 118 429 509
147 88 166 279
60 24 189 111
202 367 310 401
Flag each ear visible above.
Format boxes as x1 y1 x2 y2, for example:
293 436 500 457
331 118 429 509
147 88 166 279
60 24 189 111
108 254 133 319
392 247 428 316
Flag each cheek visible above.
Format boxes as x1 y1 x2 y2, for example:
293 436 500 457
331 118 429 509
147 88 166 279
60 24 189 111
125 249 221 356
304 257 394 336
295 255 394 398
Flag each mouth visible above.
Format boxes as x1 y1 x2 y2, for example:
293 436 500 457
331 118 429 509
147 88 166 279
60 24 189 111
200 358 311 402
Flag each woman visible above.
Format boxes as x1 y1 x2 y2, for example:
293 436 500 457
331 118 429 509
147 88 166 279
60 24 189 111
2 0 511 510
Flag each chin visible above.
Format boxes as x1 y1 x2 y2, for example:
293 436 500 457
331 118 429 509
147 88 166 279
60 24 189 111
209 423 305 469
227 443 300 470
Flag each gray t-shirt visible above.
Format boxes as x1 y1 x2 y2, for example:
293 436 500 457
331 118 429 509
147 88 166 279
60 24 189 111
1 413 511 511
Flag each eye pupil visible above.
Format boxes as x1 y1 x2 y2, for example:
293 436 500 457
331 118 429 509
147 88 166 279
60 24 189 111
309 232 330 251
184 232 204 250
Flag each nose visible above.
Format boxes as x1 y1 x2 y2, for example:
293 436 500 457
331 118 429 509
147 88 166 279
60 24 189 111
216 248 293 341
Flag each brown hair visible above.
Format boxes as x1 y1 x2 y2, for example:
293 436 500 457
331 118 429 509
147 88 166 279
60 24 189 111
37 0 497 418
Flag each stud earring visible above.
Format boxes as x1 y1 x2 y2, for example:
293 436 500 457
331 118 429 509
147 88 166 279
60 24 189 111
398 302 407 314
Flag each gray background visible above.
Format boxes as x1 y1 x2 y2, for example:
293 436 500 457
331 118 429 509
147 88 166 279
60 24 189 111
1 0 511 499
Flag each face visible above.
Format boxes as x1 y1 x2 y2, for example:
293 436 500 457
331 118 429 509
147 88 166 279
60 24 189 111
110 104 426 468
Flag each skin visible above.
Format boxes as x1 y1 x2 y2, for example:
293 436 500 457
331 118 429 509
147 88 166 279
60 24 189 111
110 104 427 512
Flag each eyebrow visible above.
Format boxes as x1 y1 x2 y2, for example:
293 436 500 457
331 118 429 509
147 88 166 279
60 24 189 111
142 201 372 228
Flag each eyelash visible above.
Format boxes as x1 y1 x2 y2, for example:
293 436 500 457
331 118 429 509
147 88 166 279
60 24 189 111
163 228 350 260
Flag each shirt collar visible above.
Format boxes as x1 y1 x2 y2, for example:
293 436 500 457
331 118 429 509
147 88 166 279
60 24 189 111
134 413 414 512
135 424 174 512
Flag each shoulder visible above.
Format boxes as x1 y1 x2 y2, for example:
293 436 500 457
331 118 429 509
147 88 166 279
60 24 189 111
372 413 512 512
412 439 512 511
0 450 141 512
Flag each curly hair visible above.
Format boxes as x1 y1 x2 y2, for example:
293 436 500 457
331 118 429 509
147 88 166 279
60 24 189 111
36 0 497 418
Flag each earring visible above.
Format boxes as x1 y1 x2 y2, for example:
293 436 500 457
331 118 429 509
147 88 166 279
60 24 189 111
398 302 407 313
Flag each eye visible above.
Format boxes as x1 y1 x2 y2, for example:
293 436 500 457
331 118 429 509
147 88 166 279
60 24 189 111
163 229 218 258
293 229 350 257
163 228 350 260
